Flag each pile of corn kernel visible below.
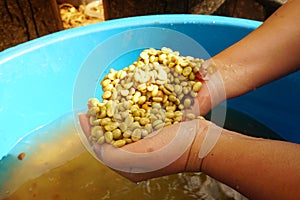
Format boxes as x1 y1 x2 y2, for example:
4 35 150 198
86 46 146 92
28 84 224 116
87 47 206 147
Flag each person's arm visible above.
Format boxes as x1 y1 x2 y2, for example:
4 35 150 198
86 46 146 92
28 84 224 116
198 0 300 114
217 0 300 98
201 128 300 200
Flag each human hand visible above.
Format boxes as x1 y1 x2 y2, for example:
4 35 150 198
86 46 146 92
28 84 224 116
78 114 219 182
194 59 227 116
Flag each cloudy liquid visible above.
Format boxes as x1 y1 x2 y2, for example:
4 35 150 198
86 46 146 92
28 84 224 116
0 111 270 200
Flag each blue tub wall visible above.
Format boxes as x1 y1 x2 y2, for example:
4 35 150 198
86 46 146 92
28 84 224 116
227 72 300 143
0 15 299 160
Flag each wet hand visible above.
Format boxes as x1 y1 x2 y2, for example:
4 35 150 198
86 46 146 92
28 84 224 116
194 60 228 116
78 114 211 182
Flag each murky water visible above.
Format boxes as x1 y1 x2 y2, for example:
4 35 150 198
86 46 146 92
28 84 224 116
1 108 279 200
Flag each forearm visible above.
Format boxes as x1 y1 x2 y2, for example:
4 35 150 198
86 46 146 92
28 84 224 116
211 0 300 99
201 129 300 200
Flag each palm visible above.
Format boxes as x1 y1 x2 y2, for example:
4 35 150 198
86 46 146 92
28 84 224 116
78 114 206 182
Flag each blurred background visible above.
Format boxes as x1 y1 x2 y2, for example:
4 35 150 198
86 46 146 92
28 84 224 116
0 0 286 52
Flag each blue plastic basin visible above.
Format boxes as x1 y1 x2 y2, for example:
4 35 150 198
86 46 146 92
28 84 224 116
0 14 299 160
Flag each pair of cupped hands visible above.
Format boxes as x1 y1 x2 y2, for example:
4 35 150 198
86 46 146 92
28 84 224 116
79 62 226 182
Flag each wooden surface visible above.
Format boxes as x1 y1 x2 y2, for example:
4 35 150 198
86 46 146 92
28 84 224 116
102 0 226 20
0 0 63 51
103 0 187 19
215 0 265 21
102 0 281 21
